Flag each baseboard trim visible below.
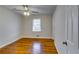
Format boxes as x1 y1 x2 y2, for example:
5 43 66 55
0 37 21 48
20 36 53 39
0 36 54 48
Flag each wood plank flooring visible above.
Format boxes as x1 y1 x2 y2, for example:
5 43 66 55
0 38 58 54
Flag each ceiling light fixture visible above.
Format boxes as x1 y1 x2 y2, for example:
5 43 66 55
24 11 27 16
24 6 28 11
26 12 30 16
23 5 30 16
24 11 30 16
23 5 28 11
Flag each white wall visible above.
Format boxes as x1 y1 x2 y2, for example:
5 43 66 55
52 5 79 54
0 6 22 48
22 14 52 38
0 6 52 48
52 6 67 53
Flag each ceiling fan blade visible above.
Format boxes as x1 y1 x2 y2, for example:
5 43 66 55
12 5 39 15
14 10 24 11
12 8 24 11
32 11 39 13
12 8 29 12
31 13 38 15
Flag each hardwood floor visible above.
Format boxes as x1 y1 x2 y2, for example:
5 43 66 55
0 38 58 54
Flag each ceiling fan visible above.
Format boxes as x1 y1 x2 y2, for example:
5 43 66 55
12 5 39 16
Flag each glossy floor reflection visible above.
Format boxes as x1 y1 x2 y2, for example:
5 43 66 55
32 42 42 54
0 38 58 54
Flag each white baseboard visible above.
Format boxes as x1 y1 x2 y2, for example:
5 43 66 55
0 37 21 48
0 36 54 48
20 36 53 39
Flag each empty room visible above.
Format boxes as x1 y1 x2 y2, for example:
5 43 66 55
0 5 78 54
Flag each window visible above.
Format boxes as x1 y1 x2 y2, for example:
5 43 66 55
32 19 41 32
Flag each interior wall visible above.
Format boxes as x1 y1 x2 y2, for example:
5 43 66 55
52 5 79 54
52 6 67 53
22 14 52 38
0 6 22 48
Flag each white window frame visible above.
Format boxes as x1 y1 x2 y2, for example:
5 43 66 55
32 18 41 32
